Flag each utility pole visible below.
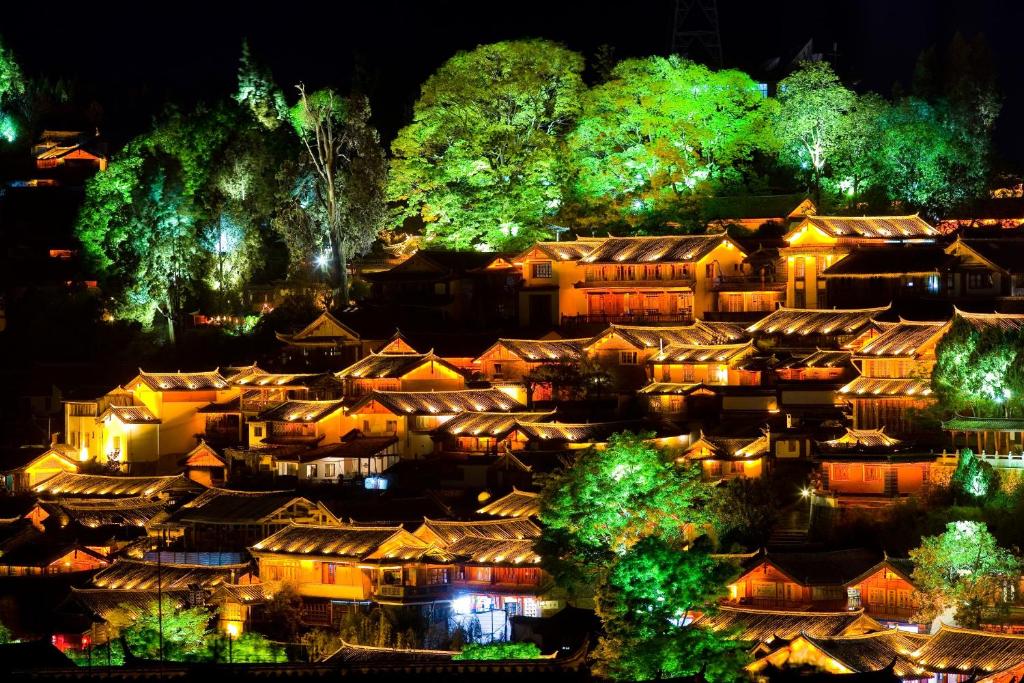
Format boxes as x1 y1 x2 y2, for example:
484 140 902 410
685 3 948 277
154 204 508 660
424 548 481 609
671 0 724 68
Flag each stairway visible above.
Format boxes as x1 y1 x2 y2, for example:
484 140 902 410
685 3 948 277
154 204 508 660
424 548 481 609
767 504 812 548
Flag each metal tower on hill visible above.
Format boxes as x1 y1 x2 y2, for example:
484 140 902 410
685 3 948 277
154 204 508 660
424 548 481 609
671 0 723 68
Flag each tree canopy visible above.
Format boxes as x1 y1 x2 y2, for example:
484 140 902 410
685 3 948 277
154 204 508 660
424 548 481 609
910 520 1019 628
568 55 776 229
932 317 1024 417
0 34 25 143
389 39 585 251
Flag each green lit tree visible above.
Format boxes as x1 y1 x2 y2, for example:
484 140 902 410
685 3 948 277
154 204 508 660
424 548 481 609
453 642 543 660
951 448 999 501
389 39 585 251
290 86 387 302
910 520 1019 628
540 432 743 681
0 34 25 143
0 616 11 644
567 55 776 228
235 39 287 130
826 93 887 202
773 61 856 199
933 318 1023 417
121 598 211 661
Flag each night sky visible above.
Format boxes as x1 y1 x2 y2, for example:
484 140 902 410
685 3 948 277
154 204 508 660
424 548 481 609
4 0 1023 164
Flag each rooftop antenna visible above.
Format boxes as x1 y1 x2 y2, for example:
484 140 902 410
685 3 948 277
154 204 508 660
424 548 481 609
671 0 723 68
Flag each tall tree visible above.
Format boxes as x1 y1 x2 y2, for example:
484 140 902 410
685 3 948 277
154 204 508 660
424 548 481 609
235 39 287 130
773 61 856 199
118 597 211 661
290 86 387 302
540 432 743 681
567 55 776 228
0 34 26 143
389 39 585 251
910 520 1019 628
827 93 887 202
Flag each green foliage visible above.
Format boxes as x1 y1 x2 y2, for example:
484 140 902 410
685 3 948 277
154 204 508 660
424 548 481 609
389 39 585 251
453 642 543 660
235 39 287 130
952 448 999 501
121 598 211 661
933 318 1024 417
205 632 287 663
567 55 776 229
540 432 743 681
0 617 11 644
910 520 1019 628
0 34 25 143
717 475 781 548
262 583 305 642
773 61 856 192
66 640 126 667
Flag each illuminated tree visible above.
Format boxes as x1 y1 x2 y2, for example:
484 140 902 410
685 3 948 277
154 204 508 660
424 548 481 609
454 643 543 660
389 39 585 251
933 318 1023 417
0 34 25 143
826 93 887 201
773 61 855 198
0 617 11 644
567 55 776 228
290 86 387 301
910 520 1019 628
235 39 287 130
121 598 211 661
540 432 742 681
951 448 999 501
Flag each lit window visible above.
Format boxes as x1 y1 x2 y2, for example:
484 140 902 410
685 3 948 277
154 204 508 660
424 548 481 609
619 351 638 365
531 262 553 279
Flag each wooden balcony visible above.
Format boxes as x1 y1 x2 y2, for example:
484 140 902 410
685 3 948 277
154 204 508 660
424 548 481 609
375 584 451 600
709 276 786 292
562 312 693 327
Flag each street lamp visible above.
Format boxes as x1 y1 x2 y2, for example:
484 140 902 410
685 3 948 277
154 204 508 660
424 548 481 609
226 623 238 664
800 487 814 528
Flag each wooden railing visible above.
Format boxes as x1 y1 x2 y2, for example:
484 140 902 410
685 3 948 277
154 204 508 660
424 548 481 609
937 450 1024 469
562 312 693 326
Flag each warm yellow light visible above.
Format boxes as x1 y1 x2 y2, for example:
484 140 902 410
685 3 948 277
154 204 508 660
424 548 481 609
226 623 239 639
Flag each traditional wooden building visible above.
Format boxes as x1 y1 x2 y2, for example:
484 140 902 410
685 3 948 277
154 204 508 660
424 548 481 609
90 557 252 590
943 237 1024 305
180 441 228 487
473 338 587 401
748 630 929 680
2 444 79 492
913 626 1024 681
819 243 951 309
0 540 108 576
335 350 466 397
514 239 605 328
276 311 369 367
681 433 768 481
346 389 525 458
248 399 349 448
476 489 541 518
815 432 936 506
839 320 945 434
33 472 200 500
694 605 884 645
726 549 920 627
273 432 400 480
648 340 760 386
33 130 108 172
431 411 555 455
746 305 885 352
702 194 816 232
364 251 522 328
780 215 939 309
165 487 337 551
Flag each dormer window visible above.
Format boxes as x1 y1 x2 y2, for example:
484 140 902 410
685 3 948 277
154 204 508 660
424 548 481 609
531 261 553 278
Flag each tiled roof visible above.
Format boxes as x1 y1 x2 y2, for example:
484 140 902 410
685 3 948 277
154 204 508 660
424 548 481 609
68 587 191 621
477 489 541 518
820 428 902 449
436 411 554 437
480 338 587 363
98 404 161 425
580 234 741 264
695 605 881 642
175 488 318 525
336 351 463 380
798 215 938 238
637 382 714 395
348 389 525 416
588 320 747 350
759 549 884 586
34 472 196 498
840 376 932 397
776 350 852 369
953 238 1024 273
746 306 888 337
211 583 271 604
954 309 1024 333
650 341 754 364
256 400 346 423
821 245 951 276
446 535 541 565
418 517 541 545
324 641 457 664
799 631 930 678
520 239 605 262
251 523 404 559
232 370 328 387
941 415 1024 432
857 320 948 358
132 370 228 391
91 558 248 590
45 496 170 528
913 625 1024 675
274 436 399 464
513 421 636 443
688 435 769 459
